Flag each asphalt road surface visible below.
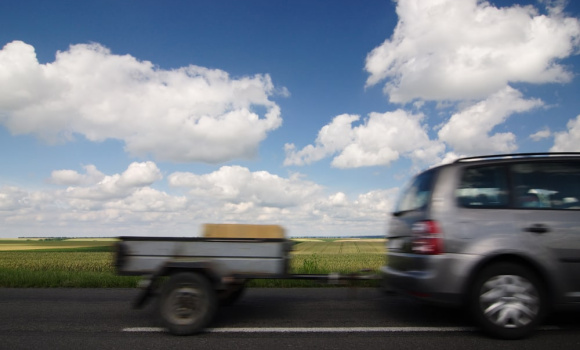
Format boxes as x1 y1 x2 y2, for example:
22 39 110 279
1 288 579 350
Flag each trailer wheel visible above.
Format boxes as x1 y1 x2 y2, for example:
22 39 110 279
159 272 217 335
218 281 246 306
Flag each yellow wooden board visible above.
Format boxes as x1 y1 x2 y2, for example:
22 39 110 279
203 224 285 239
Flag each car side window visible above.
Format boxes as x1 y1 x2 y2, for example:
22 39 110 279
456 165 508 208
511 161 580 210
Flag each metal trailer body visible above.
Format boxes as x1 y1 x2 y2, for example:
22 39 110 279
116 236 291 278
114 235 377 335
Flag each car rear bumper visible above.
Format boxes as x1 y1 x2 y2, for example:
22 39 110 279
380 253 480 306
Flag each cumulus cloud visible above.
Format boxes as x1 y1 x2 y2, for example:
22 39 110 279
50 165 105 186
283 114 360 166
0 187 29 211
365 0 580 103
438 152 462 165
168 166 396 233
0 41 284 163
438 86 543 155
530 127 552 141
284 110 444 168
169 166 323 208
285 1 576 169
105 187 188 213
541 0 570 15
0 162 187 235
64 161 162 200
1 163 399 237
551 115 580 151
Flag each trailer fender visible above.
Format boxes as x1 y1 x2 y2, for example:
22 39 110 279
162 261 221 285
132 260 221 309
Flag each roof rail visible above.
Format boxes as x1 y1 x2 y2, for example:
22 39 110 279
454 152 580 163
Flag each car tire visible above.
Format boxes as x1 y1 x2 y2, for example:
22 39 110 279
159 272 217 335
469 262 546 339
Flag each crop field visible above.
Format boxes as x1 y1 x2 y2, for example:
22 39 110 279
0 238 386 288
0 239 117 251
292 240 384 255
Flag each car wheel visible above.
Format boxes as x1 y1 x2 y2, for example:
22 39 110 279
159 272 217 335
470 262 546 339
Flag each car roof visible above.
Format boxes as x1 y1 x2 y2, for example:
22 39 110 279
412 152 580 178
453 152 580 164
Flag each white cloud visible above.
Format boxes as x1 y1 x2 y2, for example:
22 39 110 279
0 162 188 235
530 127 552 141
105 187 187 213
0 41 284 163
284 110 444 168
65 161 162 200
551 115 580 151
438 152 462 166
284 114 359 166
540 0 569 15
285 1 575 171
301 188 397 235
117 162 163 187
1 163 399 237
365 0 580 103
169 166 322 208
438 86 543 155
50 165 105 186
0 187 28 211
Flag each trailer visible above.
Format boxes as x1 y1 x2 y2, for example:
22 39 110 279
114 224 377 335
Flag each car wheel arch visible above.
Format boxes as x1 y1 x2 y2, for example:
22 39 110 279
461 253 554 307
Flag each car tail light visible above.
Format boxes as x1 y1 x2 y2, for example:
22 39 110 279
411 220 443 255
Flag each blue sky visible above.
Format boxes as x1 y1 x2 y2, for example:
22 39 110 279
1 0 580 238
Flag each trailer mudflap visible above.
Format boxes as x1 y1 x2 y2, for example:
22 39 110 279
132 273 161 309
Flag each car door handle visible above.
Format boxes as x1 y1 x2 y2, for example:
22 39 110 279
524 224 550 234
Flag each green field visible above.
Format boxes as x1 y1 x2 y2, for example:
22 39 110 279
0 238 386 288
0 239 117 251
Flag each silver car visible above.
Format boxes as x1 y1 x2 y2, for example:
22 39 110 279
381 153 580 339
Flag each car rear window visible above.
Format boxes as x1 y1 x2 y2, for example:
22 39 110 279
395 168 436 213
456 165 509 208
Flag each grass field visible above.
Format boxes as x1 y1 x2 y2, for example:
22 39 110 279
0 238 386 288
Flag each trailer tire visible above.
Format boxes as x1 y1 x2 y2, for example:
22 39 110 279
218 281 246 306
159 272 217 335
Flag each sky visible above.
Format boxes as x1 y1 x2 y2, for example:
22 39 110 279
1 0 580 238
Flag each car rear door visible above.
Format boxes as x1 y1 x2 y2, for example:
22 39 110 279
510 160 580 303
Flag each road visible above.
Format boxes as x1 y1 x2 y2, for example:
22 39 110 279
0 288 579 350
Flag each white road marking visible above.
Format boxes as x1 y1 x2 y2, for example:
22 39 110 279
122 325 561 333
122 326 477 333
